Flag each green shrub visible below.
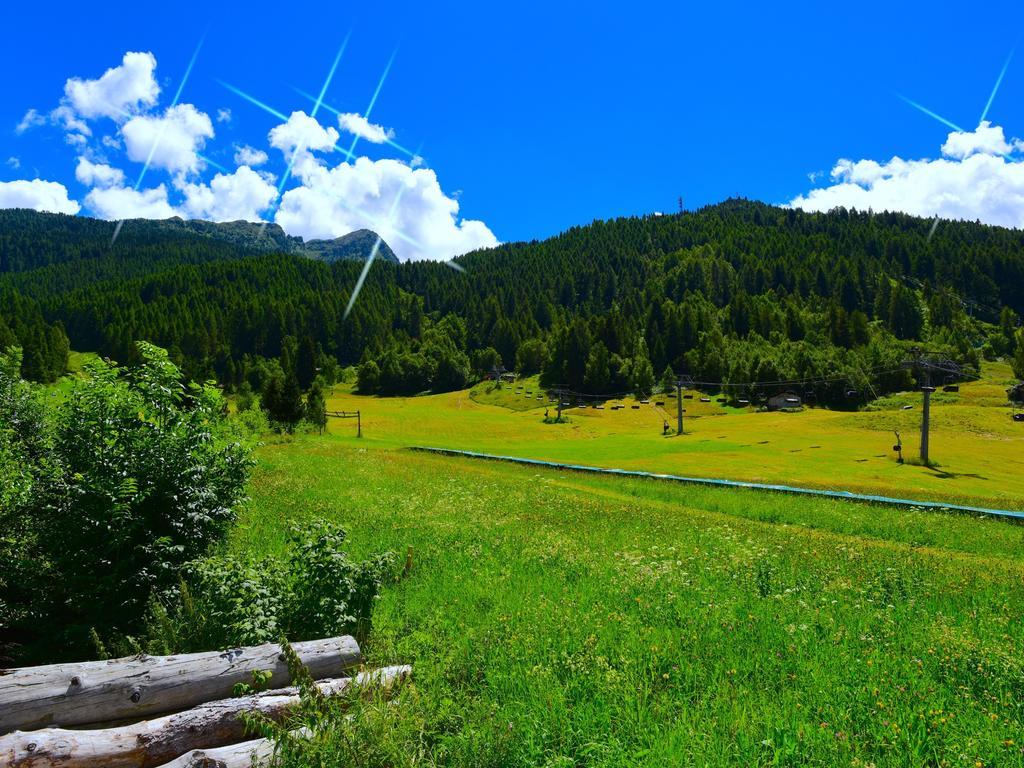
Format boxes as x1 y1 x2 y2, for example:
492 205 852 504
0 342 253 663
141 519 393 654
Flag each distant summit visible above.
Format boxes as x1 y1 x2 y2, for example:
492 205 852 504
302 229 398 264
157 217 399 264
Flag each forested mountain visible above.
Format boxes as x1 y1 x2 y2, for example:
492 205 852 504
0 209 397 275
2 200 1023 404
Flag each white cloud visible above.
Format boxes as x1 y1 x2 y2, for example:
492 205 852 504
790 122 1024 229
85 184 178 220
176 166 277 222
11 54 497 252
63 51 159 121
6 157 20 170
75 157 125 188
15 108 46 134
0 179 80 214
940 120 1022 159
233 144 268 167
50 105 92 142
121 103 214 176
274 155 498 261
268 111 339 159
337 113 395 144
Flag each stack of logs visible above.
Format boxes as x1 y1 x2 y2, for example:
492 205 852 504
0 637 410 767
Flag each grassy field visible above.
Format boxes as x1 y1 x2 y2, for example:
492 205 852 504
237 437 1024 766
323 363 1024 509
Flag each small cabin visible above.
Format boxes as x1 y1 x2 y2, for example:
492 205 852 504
767 392 803 412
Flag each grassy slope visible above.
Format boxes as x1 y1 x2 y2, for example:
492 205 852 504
326 362 1024 509
239 438 1024 767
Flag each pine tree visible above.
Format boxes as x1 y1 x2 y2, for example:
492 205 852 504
630 334 655 396
660 364 676 394
279 373 305 432
583 341 611 393
305 381 327 435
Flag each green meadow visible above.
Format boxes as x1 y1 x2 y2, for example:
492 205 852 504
238 436 1024 766
324 361 1024 510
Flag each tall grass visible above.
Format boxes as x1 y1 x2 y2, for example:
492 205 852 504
238 438 1024 766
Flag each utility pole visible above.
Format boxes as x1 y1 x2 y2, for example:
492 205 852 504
675 375 693 435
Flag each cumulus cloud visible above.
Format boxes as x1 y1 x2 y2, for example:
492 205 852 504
75 157 125 188
6 157 20 170
84 183 177 220
337 113 395 144
233 144 268 167
0 179 80 214
121 104 214 175
176 166 277 222
789 122 1024 228
63 51 159 121
274 155 498 261
15 108 46 134
268 111 339 159
9 51 499 256
940 121 1023 159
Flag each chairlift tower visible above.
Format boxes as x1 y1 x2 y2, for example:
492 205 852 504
901 347 962 466
675 374 694 435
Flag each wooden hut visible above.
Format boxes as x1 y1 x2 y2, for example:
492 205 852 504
767 392 802 411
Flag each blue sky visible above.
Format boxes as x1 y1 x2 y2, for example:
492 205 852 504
2 0 1023 259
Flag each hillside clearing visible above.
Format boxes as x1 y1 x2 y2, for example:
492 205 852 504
323 362 1024 509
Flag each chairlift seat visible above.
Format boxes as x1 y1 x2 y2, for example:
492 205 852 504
631 405 640 410
700 397 711 402
655 401 665 406
684 394 693 399
943 385 959 392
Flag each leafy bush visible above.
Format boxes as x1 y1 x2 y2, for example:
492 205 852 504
0 343 253 663
0 349 52 652
140 519 394 654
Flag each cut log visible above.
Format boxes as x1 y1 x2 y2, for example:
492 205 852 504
152 736 274 768
0 637 361 734
153 727 311 768
0 666 410 768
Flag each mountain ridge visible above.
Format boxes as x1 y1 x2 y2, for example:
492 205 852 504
0 210 399 273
